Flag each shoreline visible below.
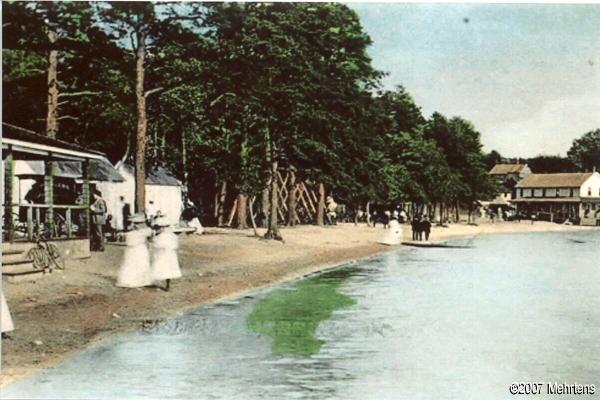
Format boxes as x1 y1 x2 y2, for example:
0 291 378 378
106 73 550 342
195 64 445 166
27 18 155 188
1 221 597 387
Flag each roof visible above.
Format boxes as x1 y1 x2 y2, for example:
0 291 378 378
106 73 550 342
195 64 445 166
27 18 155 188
515 173 593 188
511 198 581 203
118 162 181 187
489 164 527 175
2 122 105 160
15 159 124 182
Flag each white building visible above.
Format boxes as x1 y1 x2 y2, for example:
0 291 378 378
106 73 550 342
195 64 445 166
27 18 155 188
513 172 600 225
96 161 183 228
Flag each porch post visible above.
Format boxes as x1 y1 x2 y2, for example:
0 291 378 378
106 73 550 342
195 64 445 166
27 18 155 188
44 158 55 236
81 159 91 240
4 146 15 242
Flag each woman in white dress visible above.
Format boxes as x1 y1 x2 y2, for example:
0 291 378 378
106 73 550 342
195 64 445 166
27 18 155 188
377 216 403 245
151 217 181 291
1 289 15 335
117 213 153 288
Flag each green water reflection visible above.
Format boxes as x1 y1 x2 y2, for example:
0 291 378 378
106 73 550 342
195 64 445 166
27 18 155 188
247 268 357 357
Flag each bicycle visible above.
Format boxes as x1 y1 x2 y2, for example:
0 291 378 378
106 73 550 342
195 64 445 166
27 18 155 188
27 238 65 272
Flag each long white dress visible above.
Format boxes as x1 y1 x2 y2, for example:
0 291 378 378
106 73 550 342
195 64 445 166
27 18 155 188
117 227 153 288
151 228 182 281
1 290 15 333
377 219 403 245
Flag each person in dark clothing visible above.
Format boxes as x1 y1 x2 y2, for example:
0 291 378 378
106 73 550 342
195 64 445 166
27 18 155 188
411 217 419 240
122 198 131 232
422 216 432 241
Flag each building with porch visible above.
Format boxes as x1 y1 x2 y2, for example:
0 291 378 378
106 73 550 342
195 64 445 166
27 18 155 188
512 172 600 225
2 123 121 280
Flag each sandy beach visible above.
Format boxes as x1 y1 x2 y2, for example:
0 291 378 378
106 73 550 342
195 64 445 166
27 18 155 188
1 221 596 387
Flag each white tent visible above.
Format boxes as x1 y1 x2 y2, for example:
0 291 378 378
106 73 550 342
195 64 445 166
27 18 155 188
96 161 183 229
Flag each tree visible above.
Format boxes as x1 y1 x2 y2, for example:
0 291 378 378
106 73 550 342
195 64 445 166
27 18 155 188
567 129 600 172
526 155 578 173
483 150 503 171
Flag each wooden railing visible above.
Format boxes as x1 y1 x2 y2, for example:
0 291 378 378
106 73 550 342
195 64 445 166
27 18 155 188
3 203 89 242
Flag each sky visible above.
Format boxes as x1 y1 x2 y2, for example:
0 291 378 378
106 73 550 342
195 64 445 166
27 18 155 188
349 3 600 158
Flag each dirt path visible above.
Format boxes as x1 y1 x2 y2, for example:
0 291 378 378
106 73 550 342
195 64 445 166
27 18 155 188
1 222 594 386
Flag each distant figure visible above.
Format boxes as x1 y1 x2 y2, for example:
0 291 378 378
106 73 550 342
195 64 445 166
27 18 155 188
90 189 108 251
117 213 153 288
377 216 402 245
399 209 407 223
411 217 419 240
104 215 116 242
146 200 158 224
531 213 537 224
421 216 432 241
325 195 338 225
1 290 14 337
115 196 127 231
151 217 182 291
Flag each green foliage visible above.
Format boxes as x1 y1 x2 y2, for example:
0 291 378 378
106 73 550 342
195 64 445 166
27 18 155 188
4 1 503 216
567 129 600 172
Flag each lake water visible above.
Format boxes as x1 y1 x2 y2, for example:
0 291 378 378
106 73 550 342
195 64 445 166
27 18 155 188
3 231 600 399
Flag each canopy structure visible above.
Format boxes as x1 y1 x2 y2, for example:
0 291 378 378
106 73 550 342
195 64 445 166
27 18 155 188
2 123 118 244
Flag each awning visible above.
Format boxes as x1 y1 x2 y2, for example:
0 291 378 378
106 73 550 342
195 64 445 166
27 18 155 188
2 123 106 161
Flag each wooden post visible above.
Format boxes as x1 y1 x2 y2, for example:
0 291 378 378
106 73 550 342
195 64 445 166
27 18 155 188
81 159 91 239
66 207 72 238
316 183 325 226
27 206 34 241
44 158 55 237
3 147 15 242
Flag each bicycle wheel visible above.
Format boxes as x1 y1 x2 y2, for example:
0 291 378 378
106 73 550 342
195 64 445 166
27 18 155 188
27 247 47 270
47 243 65 270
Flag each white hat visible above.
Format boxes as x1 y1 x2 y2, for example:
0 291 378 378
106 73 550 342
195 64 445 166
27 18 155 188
153 216 171 227
130 213 146 223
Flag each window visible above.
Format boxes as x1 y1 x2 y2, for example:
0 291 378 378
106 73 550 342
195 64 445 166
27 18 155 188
520 189 523 198
570 188 574 197
542 189 546 197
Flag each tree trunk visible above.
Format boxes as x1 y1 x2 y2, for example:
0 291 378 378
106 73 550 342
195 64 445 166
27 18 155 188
236 192 248 229
217 180 227 226
316 183 325 226
134 31 147 213
249 196 259 237
455 200 460 223
366 201 371 226
261 186 270 228
46 28 59 139
264 159 282 240
287 168 297 226
181 131 188 200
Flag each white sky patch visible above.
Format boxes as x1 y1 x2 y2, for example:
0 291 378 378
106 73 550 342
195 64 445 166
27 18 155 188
484 92 600 157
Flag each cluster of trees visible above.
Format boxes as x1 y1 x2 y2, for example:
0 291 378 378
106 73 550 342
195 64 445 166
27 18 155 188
4 2 499 235
484 129 600 174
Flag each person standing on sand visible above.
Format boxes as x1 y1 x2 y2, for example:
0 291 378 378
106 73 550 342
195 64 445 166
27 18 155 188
422 216 432 241
151 216 182 292
1 289 15 337
90 190 108 251
117 213 153 288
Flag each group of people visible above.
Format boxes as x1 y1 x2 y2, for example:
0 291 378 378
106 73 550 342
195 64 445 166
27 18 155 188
411 215 432 241
117 213 181 291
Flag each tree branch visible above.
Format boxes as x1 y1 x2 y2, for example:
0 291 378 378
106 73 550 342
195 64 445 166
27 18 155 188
58 116 80 121
144 87 164 98
58 91 101 98
209 92 237 107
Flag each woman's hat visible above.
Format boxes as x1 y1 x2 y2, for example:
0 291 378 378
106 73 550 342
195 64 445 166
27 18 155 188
129 213 146 223
153 216 171 227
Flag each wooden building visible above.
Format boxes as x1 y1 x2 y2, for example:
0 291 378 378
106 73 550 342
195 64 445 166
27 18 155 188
2 123 121 279
512 172 600 225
